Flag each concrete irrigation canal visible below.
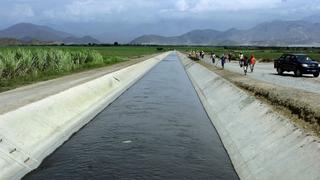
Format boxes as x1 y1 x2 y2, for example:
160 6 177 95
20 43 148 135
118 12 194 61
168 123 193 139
23 53 239 179
1 52 319 180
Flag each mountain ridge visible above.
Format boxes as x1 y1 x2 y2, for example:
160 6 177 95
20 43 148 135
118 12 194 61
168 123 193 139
131 20 320 46
0 23 100 44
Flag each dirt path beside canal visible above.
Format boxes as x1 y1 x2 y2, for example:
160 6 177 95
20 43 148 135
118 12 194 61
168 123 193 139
202 61 320 136
179 53 320 137
202 56 320 94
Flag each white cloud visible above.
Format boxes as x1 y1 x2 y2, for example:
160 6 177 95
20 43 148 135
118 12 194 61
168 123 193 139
1 0 320 27
42 0 159 22
65 0 124 16
192 0 281 12
10 4 35 17
176 0 190 11
41 0 123 21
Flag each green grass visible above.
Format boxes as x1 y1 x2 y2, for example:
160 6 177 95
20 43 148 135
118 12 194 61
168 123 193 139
0 46 162 92
1 45 319 92
8 46 161 58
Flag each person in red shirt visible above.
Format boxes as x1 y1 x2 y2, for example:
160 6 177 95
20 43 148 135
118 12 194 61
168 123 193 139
249 54 256 72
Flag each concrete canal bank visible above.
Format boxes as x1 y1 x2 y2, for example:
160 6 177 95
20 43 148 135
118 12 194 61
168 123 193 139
0 52 170 179
178 53 320 180
24 52 238 179
2 51 319 180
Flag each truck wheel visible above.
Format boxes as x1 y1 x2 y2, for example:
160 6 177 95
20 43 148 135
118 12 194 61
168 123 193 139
294 69 302 77
277 67 283 75
313 72 319 77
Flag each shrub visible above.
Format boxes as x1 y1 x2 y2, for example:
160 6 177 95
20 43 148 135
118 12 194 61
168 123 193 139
0 48 106 80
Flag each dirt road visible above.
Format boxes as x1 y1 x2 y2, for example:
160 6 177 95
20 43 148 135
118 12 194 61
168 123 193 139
203 57 320 94
193 55 320 135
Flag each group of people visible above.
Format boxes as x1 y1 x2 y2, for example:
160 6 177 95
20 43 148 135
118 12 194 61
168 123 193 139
189 50 205 59
239 53 256 75
210 52 256 75
210 53 232 69
189 50 257 75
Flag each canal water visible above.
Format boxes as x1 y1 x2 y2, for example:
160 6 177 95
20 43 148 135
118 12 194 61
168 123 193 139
24 53 239 180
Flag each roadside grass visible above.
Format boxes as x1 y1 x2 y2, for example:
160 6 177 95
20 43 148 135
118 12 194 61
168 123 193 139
0 46 161 92
9 46 161 59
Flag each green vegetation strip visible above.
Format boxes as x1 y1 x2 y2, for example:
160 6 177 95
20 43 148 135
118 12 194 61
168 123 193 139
0 46 162 92
199 61 320 135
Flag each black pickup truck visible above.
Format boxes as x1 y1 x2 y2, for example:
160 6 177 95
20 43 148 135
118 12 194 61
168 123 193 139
274 54 320 77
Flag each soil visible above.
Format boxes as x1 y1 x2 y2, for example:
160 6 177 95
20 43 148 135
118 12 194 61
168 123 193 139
198 61 320 137
202 56 320 94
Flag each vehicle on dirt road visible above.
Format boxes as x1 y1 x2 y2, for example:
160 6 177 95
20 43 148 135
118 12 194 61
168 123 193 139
274 54 320 77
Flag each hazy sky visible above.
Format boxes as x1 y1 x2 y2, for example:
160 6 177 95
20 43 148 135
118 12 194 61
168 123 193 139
0 0 319 41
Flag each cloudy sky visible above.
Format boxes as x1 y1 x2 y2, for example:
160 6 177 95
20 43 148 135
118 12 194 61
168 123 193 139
0 0 319 42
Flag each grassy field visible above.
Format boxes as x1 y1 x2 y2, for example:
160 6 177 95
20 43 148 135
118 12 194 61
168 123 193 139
174 46 320 62
0 46 161 92
1 45 319 92
1 46 161 59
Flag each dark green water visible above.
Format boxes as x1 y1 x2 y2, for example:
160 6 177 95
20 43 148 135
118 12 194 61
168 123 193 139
24 53 238 180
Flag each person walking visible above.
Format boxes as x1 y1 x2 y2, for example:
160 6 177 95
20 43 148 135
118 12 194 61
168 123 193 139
225 53 229 63
196 51 200 60
239 53 244 67
249 54 256 72
221 54 226 69
211 52 216 64
228 53 232 62
243 55 249 75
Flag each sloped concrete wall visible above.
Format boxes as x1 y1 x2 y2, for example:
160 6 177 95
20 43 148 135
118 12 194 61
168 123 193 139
179 54 320 180
0 52 170 180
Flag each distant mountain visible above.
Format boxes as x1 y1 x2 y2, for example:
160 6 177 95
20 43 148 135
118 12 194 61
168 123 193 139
62 35 100 44
131 20 320 46
0 37 55 45
131 29 221 45
237 20 320 45
0 23 100 44
0 23 71 42
0 38 23 45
